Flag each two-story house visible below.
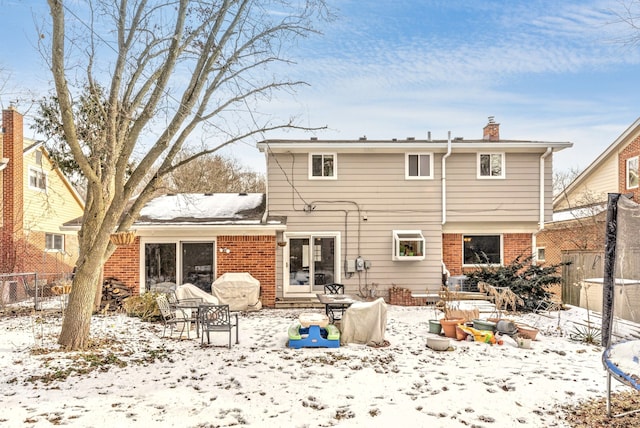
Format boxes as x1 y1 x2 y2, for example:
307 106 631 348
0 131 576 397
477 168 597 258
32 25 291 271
100 117 570 307
257 118 572 301
536 117 640 301
1 107 85 281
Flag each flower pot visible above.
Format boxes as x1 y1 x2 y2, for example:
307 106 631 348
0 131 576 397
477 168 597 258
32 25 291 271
473 319 497 332
427 336 450 351
517 337 532 349
455 325 469 341
428 319 442 335
516 325 539 340
440 318 464 338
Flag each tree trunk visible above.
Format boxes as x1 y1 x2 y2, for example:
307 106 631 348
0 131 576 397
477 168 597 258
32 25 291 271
93 269 104 312
58 258 103 350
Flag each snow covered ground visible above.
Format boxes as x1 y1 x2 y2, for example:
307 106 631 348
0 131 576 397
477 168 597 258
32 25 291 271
0 301 636 427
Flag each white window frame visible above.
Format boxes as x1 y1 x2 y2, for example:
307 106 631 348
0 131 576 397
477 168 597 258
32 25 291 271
627 156 639 189
536 247 546 263
28 167 47 192
462 234 503 266
392 230 426 261
45 233 64 252
405 153 434 179
477 153 505 179
308 153 337 180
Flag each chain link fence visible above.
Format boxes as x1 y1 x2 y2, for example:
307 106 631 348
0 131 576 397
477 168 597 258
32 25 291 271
0 272 72 311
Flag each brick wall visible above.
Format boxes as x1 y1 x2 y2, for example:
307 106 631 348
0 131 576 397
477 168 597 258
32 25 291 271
442 232 532 276
18 231 77 275
216 235 276 307
104 234 277 307
1 108 24 272
619 133 640 202
104 237 141 293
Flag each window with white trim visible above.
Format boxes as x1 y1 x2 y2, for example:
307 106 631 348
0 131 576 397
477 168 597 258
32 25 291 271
392 230 425 261
478 153 505 178
45 233 64 251
463 235 502 265
627 156 638 189
29 167 47 191
536 247 546 263
406 153 433 179
309 153 336 179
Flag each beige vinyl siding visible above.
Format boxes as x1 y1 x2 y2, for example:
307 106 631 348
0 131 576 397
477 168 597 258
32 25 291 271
268 152 443 293
554 154 616 211
446 152 543 223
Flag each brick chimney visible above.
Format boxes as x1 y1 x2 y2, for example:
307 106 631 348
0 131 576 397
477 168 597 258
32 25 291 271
483 116 500 141
1 107 25 271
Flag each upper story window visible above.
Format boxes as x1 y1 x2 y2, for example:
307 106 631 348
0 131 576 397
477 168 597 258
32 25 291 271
627 156 639 189
478 153 505 179
45 233 64 251
309 153 336 179
406 153 433 179
463 234 502 265
29 167 47 191
536 247 546 263
35 150 43 166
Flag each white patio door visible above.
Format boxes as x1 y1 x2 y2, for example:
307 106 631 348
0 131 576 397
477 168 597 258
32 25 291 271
284 233 339 297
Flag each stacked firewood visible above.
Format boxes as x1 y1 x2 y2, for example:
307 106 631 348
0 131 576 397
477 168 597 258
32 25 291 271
100 277 133 312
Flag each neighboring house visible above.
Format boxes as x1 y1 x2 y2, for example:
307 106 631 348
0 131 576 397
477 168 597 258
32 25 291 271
98 193 282 307
0 108 85 278
536 117 640 298
257 117 572 302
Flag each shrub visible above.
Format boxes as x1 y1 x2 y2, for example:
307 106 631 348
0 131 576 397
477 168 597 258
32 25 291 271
122 292 162 321
465 253 570 313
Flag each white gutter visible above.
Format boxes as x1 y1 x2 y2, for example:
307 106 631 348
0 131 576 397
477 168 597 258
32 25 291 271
442 131 452 225
538 147 553 230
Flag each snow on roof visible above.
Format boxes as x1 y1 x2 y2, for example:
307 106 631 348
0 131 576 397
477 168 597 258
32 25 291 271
552 204 607 222
138 193 264 222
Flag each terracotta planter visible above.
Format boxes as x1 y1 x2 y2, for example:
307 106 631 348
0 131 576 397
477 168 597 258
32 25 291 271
455 325 468 341
440 318 464 338
516 325 539 340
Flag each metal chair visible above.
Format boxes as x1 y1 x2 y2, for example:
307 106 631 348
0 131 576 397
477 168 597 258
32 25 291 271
199 304 239 348
324 283 346 323
156 294 190 338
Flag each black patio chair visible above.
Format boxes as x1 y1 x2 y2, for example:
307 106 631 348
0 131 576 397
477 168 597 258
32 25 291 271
324 283 347 323
199 304 239 348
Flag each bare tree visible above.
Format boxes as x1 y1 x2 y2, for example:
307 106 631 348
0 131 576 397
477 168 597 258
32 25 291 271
168 152 265 193
44 0 329 350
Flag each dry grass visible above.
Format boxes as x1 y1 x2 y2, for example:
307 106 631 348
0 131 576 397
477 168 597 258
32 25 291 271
563 391 640 427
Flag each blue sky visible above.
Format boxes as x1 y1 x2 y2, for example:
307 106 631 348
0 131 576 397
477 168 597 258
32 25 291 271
1 0 640 175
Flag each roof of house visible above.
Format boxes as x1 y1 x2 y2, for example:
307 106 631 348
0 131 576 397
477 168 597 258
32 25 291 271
257 138 573 154
136 193 268 224
552 116 640 208
62 193 285 231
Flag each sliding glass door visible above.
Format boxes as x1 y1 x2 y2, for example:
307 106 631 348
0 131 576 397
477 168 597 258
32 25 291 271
285 233 339 296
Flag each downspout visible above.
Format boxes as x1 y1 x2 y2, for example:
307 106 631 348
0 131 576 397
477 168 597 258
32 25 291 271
538 147 552 230
534 147 553 260
442 131 452 225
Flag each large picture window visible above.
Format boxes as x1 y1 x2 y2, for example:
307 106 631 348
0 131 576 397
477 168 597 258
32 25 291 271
463 235 502 265
309 153 336 179
478 153 504 178
406 153 433 179
627 156 639 189
144 241 215 292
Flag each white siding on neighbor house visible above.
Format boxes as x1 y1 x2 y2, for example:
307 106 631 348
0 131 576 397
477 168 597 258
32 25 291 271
268 152 444 295
445 152 546 224
554 154 617 212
